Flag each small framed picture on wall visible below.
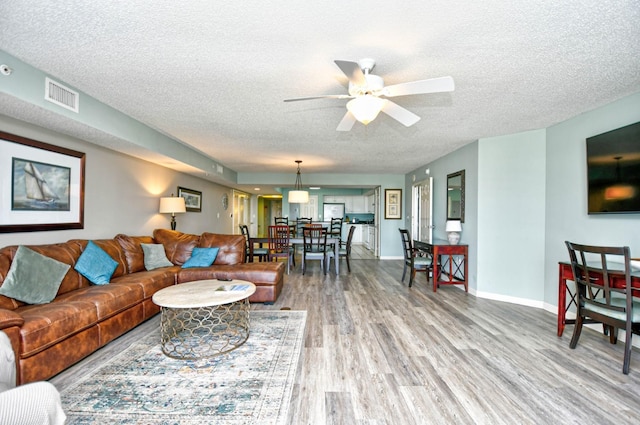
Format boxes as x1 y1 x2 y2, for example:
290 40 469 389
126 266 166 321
384 189 402 219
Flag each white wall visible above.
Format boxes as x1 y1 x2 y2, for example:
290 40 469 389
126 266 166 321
0 115 235 247
477 129 546 305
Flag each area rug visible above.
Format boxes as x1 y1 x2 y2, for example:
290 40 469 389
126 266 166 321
60 310 307 425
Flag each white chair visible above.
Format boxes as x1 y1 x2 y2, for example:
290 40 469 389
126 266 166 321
0 331 67 425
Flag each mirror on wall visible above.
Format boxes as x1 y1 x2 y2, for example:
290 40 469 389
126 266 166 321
446 170 465 223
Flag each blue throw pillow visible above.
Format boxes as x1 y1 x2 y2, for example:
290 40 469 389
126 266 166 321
74 241 118 285
182 247 219 268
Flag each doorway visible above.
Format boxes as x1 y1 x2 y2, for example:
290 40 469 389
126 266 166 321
232 190 250 234
412 177 433 242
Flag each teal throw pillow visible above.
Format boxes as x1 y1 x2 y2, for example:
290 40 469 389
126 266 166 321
74 241 118 285
141 243 173 270
0 246 70 304
182 247 219 268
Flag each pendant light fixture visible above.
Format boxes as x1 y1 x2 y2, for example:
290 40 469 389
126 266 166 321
288 160 309 204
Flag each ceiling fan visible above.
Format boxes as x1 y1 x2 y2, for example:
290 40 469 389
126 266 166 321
284 59 454 131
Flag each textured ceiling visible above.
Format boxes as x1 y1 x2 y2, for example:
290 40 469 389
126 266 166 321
1 1 639 182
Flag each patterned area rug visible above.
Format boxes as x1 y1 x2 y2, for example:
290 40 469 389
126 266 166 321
60 310 306 424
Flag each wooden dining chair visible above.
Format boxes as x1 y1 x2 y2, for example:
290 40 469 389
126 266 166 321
399 228 432 287
339 225 356 273
268 225 294 274
240 224 268 263
296 217 312 237
565 241 640 374
302 227 331 275
329 217 343 243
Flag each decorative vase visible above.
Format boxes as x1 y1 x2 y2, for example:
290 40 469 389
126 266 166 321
447 232 460 245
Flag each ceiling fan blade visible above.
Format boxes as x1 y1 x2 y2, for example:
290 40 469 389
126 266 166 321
284 94 351 102
336 111 357 132
381 100 421 127
383 76 454 97
334 60 367 86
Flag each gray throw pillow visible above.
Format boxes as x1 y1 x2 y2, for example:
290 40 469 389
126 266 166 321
141 243 173 270
0 246 70 304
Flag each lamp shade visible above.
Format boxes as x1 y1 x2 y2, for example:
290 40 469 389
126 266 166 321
159 196 186 214
288 190 309 204
445 220 462 232
347 95 387 125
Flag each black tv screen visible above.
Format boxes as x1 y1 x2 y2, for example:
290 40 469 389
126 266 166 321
586 121 640 214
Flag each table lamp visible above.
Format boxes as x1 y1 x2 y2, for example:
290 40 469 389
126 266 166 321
445 220 462 244
159 195 186 230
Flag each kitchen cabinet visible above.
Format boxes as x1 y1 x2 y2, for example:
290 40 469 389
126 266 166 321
344 223 364 244
349 196 366 213
366 194 375 213
324 196 345 204
367 226 375 251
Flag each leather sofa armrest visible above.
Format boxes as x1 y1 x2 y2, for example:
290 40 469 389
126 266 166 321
0 309 24 331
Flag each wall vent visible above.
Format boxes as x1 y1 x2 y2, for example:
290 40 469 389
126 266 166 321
216 164 224 174
45 77 79 113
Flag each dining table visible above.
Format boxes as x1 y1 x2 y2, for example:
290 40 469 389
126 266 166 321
250 235 342 274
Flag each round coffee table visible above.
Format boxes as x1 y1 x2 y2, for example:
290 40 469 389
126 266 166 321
151 279 256 359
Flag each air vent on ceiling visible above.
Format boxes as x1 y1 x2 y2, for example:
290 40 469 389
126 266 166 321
45 77 79 113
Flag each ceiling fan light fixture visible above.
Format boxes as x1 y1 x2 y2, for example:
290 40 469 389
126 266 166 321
347 95 386 125
288 160 309 204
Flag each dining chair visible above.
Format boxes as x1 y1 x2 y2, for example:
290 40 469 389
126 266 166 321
565 241 640 374
339 225 356 273
274 217 288 225
399 228 432 287
329 217 343 243
302 227 331 275
240 224 268 263
268 225 294 274
296 217 312 237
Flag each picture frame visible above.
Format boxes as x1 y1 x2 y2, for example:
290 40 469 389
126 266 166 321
0 131 85 233
384 189 402 219
178 186 202 212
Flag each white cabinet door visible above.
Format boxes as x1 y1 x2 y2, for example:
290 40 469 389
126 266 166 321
366 195 375 213
344 196 354 213
351 196 366 213
351 224 363 244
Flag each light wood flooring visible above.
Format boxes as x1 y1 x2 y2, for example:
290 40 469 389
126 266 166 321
51 256 640 424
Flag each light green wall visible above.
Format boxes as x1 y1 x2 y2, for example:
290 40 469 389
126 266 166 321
477 129 546 304
405 142 478 289
544 92 640 309
0 115 235 247
0 50 237 184
406 91 640 311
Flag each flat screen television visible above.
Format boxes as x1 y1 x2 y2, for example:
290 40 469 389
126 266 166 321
586 121 640 214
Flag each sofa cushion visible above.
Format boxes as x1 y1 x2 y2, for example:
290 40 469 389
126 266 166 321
0 246 70 305
152 229 199 265
16 300 98 358
182 247 219 268
57 282 144 320
114 234 155 274
74 241 118 285
141 244 173 270
198 233 245 265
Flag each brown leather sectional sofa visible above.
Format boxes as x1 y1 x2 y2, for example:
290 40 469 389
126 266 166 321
0 229 284 385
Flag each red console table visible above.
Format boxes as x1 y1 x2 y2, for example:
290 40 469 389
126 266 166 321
557 261 640 337
414 239 468 292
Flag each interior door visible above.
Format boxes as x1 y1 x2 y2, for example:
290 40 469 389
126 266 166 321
412 177 433 242
232 190 250 234
300 195 318 220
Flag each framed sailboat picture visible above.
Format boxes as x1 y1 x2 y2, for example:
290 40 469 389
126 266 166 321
0 131 85 233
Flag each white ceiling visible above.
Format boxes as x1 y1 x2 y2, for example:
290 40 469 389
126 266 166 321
1 1 639 186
